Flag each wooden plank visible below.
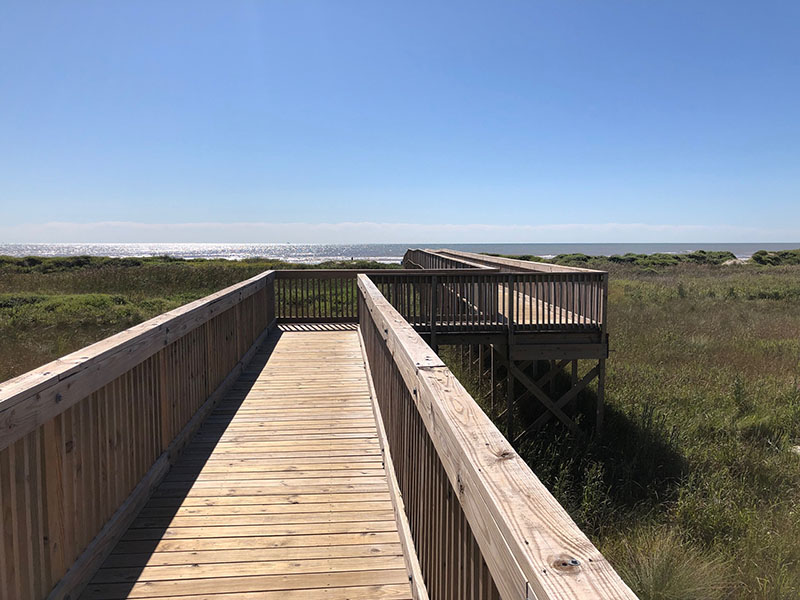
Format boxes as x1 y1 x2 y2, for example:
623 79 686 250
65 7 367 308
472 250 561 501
112 532 403 555
137 501 394 518
81 569 413 599
133 585 413 599
101 542 404 568
128 509 397 529
92 555 407 583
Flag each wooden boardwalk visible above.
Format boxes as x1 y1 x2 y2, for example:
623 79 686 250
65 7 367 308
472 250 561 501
81 329 415 599
2 265 633 600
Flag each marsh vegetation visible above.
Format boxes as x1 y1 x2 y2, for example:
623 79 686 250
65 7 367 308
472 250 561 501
444 258 800 599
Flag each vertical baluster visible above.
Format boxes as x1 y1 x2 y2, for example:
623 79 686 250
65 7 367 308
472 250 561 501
571 274 577 328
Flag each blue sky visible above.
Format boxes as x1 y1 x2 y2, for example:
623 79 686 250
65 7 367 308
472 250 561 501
1 1 798 243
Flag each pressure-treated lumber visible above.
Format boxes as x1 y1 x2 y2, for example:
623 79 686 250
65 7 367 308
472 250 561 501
358 274 636 600
0 271 277 449
0 271 276 600
81 330 417 600
423 248 605 274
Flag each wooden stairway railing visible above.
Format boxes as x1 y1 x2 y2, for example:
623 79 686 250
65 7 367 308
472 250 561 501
358 274 635 600
0 271 276 599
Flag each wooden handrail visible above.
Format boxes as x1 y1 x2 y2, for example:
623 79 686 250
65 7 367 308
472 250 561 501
358 274 635 600
0 270 277 599
369 271 605 333
404 248 495 270
0 271 276 448
273 268 497 278
431 248 607 274
272 268 500 323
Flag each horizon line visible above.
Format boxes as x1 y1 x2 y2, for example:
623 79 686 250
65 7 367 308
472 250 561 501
2 221 799 245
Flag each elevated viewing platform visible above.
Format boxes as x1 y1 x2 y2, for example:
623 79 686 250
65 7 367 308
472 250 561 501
0 252 633 599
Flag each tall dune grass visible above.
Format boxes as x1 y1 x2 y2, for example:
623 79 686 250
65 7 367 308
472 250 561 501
442 261 800 599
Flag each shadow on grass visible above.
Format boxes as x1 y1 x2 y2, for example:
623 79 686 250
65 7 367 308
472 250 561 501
516 370 687 531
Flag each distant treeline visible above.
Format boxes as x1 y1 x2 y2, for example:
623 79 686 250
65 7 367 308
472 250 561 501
485 248 800 269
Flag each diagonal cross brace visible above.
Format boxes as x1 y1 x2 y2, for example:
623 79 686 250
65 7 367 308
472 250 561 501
514 364 600 442
509 363 579 434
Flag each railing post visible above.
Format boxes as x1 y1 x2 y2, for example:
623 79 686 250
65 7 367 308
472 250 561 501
430 275 438 352
507 274 515 346
601 273 608 337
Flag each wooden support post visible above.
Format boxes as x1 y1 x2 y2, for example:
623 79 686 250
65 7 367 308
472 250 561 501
597 358 606 432
507 274 515 349
571 359 579 417
478 344 483 398
505 274 516 441
430 275 438 353
489 344 495 415
506 348 514 442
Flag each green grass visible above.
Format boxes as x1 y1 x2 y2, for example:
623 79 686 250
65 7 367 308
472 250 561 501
442 259 800 599
0 255 397 381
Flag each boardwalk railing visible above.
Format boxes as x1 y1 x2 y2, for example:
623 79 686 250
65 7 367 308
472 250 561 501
404 248 491 270
273 269 605 334
274 270 358 322
0 271 276 600
371 271 606 334
358 274 635 600
415 248 604 274
273 269 496 324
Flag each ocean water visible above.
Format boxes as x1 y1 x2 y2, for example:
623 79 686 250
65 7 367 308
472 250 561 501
0 242 797 263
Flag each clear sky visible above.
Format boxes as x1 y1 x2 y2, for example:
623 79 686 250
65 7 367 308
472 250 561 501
1 1 798 243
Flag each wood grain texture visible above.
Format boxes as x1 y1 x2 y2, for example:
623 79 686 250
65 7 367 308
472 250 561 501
359 274 636 600
0 272 276 449
81 330 417 600
1 273 275 600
